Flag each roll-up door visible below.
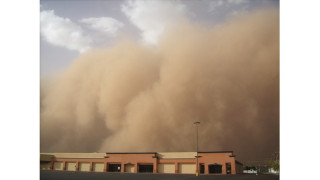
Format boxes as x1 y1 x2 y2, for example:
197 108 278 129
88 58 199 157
158 164 175 173
178 163 196 174
66 162 76 171
53 162 63 170
125 164 135 173
79 162 90 171
93 163 104 172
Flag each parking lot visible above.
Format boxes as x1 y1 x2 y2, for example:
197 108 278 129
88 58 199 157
40 170 279 180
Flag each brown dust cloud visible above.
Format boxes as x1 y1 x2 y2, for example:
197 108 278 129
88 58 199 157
40 8 279 161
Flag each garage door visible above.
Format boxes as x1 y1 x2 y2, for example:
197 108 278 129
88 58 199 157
53 162 63 170
158 164 175 173
93 163 104 172
79 162 91 171
125 164 134 173
66 162 76 171
178 164 196 174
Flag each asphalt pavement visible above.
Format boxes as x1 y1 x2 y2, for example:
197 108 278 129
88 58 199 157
40 170 279 180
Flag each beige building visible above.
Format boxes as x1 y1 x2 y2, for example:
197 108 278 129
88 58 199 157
40 151 243 175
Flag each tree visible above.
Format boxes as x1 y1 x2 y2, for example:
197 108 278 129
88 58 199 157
265 160 279 171
271 160 279 171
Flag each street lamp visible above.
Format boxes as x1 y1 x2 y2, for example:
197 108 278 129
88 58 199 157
194 121 200 176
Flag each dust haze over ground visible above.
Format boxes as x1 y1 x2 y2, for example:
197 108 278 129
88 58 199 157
40 8 279 162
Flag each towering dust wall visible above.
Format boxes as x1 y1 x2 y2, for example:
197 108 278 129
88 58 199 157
41 9 279 161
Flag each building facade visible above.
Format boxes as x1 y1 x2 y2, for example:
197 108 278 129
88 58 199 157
40 151 243 175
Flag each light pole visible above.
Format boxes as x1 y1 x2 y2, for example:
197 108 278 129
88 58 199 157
194 121 200 176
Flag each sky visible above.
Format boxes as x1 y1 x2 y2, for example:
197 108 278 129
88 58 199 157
40 0 280 163
40 0 279 77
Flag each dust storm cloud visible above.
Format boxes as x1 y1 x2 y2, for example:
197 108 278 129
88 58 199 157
40 8 279 161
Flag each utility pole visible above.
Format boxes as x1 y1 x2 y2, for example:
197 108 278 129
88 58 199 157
194 121 200 176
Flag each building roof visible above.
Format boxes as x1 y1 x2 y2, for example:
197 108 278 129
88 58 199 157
199 151 233 153
41 153 106 159
106 152 157 154
40 151 237 159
